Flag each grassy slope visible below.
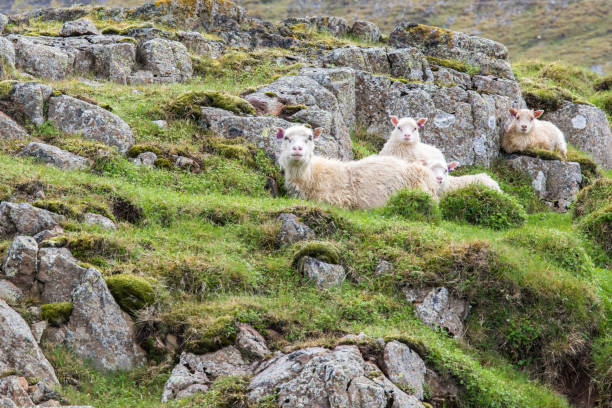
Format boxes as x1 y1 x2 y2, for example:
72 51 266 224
0 12 611 408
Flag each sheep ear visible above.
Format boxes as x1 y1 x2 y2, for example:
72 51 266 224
417 118 427 128
448 161 459 171
534 110 544 118
509 108 517 117
313 128 322 139
276 128 284 139
390 115 399 126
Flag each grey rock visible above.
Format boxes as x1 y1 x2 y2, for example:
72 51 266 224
139 38 193 82
236 323 269 360
432 66 472 88
88 42 136 84
0 37 15 75
84 213 116 231
37 247 87 303
63 268 146 371
175 30 224 58
0 14 7 33
132 151 157 167
2 236 38 295
301 256 346 289
127 70 155 85
506 155 582 211
30 320 48 343
545 102 612 169
278 213 315 245
404 287 468 338
19 143 91 171
0 376 33 407
425 368 459 406
173 155 200 173
11 82 53 126
47 95 134 154
383 341 426 400
0 202 64 238
282 16 349 37
59 18 100 37
152 119 168 128
0 112 28 140
375 260 394 276
300 67 357 127
350 21 381 43
0 299 59 386
33 225 64 244
11 36 74 80
0 396 18 407
0 280 22 303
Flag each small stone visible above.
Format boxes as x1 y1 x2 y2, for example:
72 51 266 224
19 142 91 170
404 287 468 338
133 152 157 167
0 112 28 140
33 225 64 244
30 320 48 343
11 82 52 126
59 18 99 37
375 260 394 276
84 213 116 231
236 323 269 360
0 280 22 303
301 256 346 289
350 20 381 43
152 120 168 128
173 155 200 173
2 236 38 294
278 213 315 245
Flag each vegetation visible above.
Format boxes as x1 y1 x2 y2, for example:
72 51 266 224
382 189 441 223
41 302 74 327
105 274 156 316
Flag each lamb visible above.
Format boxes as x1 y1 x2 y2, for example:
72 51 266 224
277 125 439 209
425 159 502 195
502 108 567 156
379 116 445 164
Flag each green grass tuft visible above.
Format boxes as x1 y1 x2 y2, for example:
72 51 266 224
573 178 612 218
292 240 341 267
165 91 256 121
382 189 441 223
580 203 612 256
105 274 155 316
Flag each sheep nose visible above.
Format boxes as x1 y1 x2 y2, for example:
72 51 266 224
521 125 527 129
436 176 443 182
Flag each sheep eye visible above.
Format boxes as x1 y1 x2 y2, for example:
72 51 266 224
530 117 534 121
516 116 520 120
308 136 312 141
284 137 290 141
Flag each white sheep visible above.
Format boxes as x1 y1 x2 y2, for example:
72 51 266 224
425 159 502 195
502 108 567 156
277 125 439 209
379 116 445 164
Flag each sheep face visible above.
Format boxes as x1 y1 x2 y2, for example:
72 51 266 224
426 159 459 185
390 116 427 145
277 125 321 168
509 108 543 134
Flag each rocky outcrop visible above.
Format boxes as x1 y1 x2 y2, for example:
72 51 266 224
19 142 91 170
37 247 87 303
47 95 134 154
300 256 346 289
404 287 468 338
278 213 315 245
139 38 192 82
10 35 75 80
0 111 28 139
545 102 612 169
0 280 22 303
281 16 350 37
0 202 64 238
506 155 582 211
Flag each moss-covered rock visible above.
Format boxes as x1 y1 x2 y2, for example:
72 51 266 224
0 80 17 100
383 189 441 223
182 315 238 354
580 203 612 256
165 91 256 120
127 144 164 159
440 185 527 229
521 147 601 187
41 302 73 327
105 274 155 316
519 78 589 111
280 104 307 116
426 56 480 76
33 200 79 218
154 158 174 170
573 178 612 218
292 240 341 268
202 136 256 167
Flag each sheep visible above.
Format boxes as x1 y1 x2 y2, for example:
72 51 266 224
277 125 439 209
502 108 567 156
424 159 502 195
379 116 445 164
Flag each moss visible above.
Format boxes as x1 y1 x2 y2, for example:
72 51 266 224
264 91 278 97
118 37 138 45
105 274 155 316
41 302 73 327
440 185 527 229
590 91 612 116
153 158 174 170
0 80 17 100
580 203 612 256
280 104 307 116
594 75 612 92
521 147 602 187
67 233 127 263
426 56 480 76
127 144 164 158
100 26 122 35
40 236 69 248
382 189 441 223
291 241 341 268
573 178 612 218
165 91 256 120
182 315 237 354
519 78 590 111
33 200 79 218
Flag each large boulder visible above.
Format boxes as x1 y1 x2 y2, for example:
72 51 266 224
59 18 100 37
0 202 64 238
19 142 91 171
1 236 38 296
47 95 134 154
37 247 88 303
350 21 381 43
0 112 28 140
88 42 137 84
0 299 59 387
10 82 53 126
300 67 357 127
506 155 582 211
11 36 74 80
404 287 468 338
139 38 193 82
383 341 426 400
545 102 612 169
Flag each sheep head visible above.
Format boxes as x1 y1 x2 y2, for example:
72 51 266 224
509 108 543 134
389 116 426 144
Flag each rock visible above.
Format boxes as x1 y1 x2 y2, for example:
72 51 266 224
425 368 459 406
0 202 64 238
37 248 87 303
0 37 15 74
0 299 59 386
404 287 468 338
1 236 38 295
350 21 381 43
0 280 22 303
11 82 53 126
152 119 168 128
383 341 426 400
176 30 224 58
506 155 582 211
0 14 7 32
139 38 193 82
301 256 346 289
31 320 48 343
33 225 64 244
132 152 157 167
47 95 134 154
244 93 284 116
375 260 394 276
278 213 315 245
19 143 91 171
59 18 100 37
236 323 269 360
0 112 28 140
62 268 146 371
88 42 137 84
545 102 612 169
390 22 513 80
173 155 201 173
300 67 357 127
282 16 349 37
84 213 116 231
11 36 73 80
0 376 33 407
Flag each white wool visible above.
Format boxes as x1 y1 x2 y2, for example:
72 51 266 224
502 108 567 156
379 116 445 164
278 125 439 209
426 159 501 195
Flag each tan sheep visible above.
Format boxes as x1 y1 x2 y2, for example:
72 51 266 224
277 125 439 209
379 116 445 164
426 159 501 195
502 108 567 156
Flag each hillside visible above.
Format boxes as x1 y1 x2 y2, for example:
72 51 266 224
0 1 611 408
2 0 611 75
